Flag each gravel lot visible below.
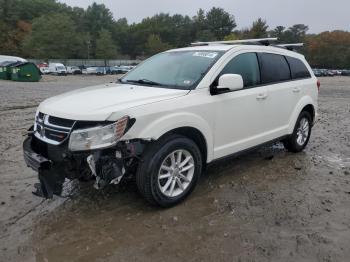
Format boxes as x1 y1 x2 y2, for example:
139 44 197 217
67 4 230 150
0 75 349 262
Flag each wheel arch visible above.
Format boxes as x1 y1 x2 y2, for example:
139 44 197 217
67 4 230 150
302 104 315 122
288 97 316 134
158 126 208 167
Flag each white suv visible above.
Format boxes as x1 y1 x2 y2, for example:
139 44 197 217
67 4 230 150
23 40 318 207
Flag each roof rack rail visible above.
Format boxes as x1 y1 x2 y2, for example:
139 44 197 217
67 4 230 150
274 43 304 51
191 38 278 47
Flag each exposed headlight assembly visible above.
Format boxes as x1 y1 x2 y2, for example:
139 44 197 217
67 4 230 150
69 116 132 151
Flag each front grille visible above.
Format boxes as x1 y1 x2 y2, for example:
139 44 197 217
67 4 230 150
34 112 75 145
49 116 75 128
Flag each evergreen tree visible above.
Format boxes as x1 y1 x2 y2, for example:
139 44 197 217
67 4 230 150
249 18 269 38
206 7 236 40
96 29 118 62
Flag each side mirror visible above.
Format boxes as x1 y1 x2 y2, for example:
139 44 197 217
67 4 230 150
217 74 244 92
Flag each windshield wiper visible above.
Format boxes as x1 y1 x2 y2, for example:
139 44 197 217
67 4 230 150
125 79 163 86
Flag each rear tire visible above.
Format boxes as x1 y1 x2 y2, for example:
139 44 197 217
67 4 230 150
283 111 312 153
136 134 202 207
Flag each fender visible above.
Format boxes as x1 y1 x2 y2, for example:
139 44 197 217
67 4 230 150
125 112 214 162
287 96 316 134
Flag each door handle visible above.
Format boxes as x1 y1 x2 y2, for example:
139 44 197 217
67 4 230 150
256 93 268 100
292 87 301 93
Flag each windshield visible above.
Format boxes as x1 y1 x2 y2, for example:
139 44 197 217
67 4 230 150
121 50 224 89
57 66 65 70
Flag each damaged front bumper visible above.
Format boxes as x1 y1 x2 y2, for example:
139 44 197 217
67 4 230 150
23 137 52 172
23 135 66 198
23 132 144 199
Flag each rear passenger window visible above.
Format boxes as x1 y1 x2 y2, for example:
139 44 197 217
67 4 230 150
285 56 311 79
220 53 260 88
258 53 291 84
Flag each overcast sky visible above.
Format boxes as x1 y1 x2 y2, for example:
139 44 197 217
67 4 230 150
60 0 349 33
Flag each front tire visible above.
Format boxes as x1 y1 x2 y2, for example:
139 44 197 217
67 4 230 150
136 134 202 207
283 111 312 153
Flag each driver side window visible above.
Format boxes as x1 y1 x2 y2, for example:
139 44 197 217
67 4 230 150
220 52 261 88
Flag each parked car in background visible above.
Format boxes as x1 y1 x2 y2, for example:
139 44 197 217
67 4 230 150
39 67 50 74
104 66 112 74
82 67 106 75
96 67 107 75
314 68 349 77
111 65 134 74
123 65 135 72
312 69 322 77
335 70 342 75
110 66 124 74
318 69 328 76
49 63 67 75
66 66 82 75
342 70 350 76
82 67 97 75
326 70 335 77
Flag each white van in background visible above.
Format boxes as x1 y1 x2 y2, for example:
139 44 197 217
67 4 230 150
49 63 67 75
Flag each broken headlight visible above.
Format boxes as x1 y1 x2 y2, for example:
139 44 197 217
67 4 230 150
69 116 131 151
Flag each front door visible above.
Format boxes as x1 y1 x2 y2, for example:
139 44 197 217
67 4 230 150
212 52 269 159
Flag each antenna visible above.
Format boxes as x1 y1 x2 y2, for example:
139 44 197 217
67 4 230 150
191 38 278 46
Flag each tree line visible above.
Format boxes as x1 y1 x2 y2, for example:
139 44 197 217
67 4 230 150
1 0 349 68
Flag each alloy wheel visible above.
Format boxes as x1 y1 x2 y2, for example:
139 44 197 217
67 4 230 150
296 117 310 146
157 149 195 197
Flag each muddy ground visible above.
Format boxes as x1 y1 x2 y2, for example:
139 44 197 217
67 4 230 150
0 75 349 262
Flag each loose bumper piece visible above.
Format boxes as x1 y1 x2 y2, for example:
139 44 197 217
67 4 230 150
23 137 52 172
23 136 64 198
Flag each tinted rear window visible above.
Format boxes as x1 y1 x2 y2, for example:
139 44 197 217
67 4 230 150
285 56 311 79
258 53 291 84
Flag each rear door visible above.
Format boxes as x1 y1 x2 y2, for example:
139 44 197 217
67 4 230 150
257 53 295 137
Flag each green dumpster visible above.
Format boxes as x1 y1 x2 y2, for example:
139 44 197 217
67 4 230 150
0 61 19 80
0 65 8 80
11 62 42 82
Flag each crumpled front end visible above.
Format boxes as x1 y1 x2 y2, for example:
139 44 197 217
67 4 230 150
23 112 146 198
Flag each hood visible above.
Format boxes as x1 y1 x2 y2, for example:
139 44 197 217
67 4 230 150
38 83 189 121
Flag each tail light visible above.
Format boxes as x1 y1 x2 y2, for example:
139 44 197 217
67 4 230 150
317 79 320 92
